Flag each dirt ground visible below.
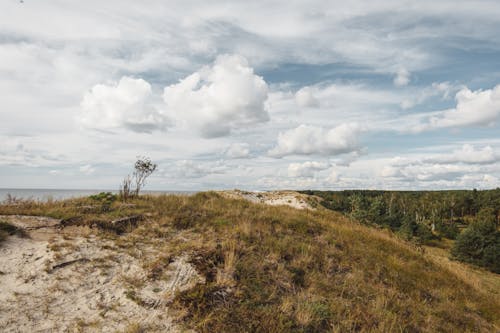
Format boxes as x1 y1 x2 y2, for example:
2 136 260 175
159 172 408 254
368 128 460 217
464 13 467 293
0 215 202 333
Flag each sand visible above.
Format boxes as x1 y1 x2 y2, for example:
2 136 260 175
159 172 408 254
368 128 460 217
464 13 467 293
0 215 202 332
220 190 316 210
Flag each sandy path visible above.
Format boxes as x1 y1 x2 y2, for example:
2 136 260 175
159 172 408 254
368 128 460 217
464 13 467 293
0 216 202 332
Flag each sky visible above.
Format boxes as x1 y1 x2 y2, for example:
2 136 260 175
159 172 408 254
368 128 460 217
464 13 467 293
1 0 500 191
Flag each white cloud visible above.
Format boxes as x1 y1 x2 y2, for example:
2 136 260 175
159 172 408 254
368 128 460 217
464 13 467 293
381 161 471 182
2 1 500 190
334 151 363 167
79 77 169 133
380 165 403 178
424 144 499 164
79 164 96 175
326 169 340 183
394 68 410 87
295 87 319 107
432 82 454 99
415 85 500 131
379 144 500 185
269 123 361 157
400 81 457 109
163 54 269 138
225 143 250 159
174 160 228 178
0 138 63 167
288 161 329 178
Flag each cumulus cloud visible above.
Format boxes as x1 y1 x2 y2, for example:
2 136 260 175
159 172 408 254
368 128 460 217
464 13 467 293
225 143 250 159
380 161 470 182
295 87 319 107
163 54 269 138
380 144 500 184
80 77 169 133
287 161 329 178
268 123 361 157
394 68 410 87
175 160 228 178
415 85 500 131
424 144 499 164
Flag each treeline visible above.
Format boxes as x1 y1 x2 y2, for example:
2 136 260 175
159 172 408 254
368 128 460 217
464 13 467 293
300 189 500 273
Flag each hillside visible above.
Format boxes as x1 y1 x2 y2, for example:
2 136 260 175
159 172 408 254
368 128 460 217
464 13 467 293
0 192 499 332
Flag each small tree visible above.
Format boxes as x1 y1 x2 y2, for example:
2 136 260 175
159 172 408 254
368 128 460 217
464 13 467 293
133 156 157 196
451 213 500 273
119 157 157 200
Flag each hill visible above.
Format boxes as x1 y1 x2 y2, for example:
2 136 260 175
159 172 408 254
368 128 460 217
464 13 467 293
0 192 498 332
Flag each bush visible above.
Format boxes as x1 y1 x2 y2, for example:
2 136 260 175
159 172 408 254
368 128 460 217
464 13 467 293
89 192 117 212
89 192 117 203
451 220 500 273
434 220 459 239
398 216 436 244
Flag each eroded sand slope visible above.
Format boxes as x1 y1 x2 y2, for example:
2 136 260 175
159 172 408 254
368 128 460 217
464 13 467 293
0 216 202 332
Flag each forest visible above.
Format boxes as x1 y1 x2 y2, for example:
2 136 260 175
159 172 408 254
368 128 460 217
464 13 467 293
300 189 500 273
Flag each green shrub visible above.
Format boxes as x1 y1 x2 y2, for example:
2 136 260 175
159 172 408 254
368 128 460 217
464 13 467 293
435 221 459 239
451 220 500 273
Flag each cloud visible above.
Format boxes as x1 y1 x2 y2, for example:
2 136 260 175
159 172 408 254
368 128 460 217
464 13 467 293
394 68 410 87
295 87 319 107
79 164 96 175
326 169 340 183
379 144 500 184
400 81 457 109
287 161 329 178
79 77 169 133
0 138 64 167
415 85 500 131
163 54 269 138
381 161 471 182
424 144 499 164
174 160 228 178
225 143 250 159
333 151 363 167
269 123 361 157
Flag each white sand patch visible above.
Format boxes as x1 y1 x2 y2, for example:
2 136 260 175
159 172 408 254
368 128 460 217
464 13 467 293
0 217 202 332
220 190 317 210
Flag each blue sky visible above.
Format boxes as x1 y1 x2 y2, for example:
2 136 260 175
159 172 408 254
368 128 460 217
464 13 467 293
1 0 500 190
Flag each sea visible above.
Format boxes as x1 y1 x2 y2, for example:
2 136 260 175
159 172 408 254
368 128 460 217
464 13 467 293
0 188 195 202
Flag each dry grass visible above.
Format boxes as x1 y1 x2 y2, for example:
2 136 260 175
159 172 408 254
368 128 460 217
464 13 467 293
1 192 499 332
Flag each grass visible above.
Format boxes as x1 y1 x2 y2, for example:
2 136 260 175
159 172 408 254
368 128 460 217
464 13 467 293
1 192 499 332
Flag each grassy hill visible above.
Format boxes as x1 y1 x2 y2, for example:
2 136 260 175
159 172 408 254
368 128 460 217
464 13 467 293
0 192 499 332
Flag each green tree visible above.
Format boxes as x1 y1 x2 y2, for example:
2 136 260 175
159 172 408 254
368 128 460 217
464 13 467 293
451 214 500 273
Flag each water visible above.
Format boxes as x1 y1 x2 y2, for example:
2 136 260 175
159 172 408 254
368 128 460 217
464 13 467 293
0 188 195 202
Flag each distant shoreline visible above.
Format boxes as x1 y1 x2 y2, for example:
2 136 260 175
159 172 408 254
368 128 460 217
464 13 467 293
0 189 197 201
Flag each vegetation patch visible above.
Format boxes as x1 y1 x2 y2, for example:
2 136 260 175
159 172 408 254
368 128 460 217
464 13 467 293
1 192 498 332
302 189 500 273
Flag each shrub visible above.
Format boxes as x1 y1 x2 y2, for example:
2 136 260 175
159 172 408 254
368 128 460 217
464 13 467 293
451 220 500 273
434 220 459 239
